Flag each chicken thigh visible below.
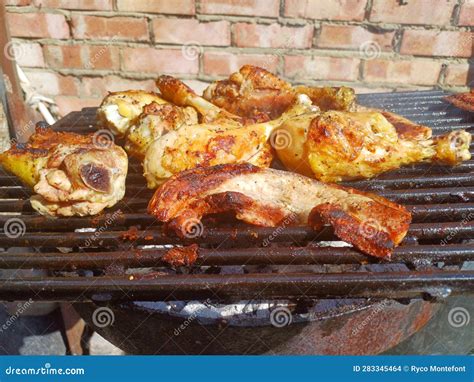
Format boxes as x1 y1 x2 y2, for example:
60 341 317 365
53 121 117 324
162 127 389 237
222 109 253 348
148 163 411 259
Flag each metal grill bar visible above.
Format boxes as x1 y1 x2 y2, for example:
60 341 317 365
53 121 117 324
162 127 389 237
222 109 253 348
0 221 473 248
0 244 472 270
1 271 472 301
0 89 472 302
0 203 471 231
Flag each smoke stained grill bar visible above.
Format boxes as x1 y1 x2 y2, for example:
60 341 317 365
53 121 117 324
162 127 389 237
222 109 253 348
0 90 473 302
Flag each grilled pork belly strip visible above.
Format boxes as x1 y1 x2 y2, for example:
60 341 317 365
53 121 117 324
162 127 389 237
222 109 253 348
148 164 411 259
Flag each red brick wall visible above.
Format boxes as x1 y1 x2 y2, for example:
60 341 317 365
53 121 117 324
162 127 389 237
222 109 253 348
4 0 473 116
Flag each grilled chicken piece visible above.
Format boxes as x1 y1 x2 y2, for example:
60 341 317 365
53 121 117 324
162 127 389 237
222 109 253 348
274 109 472 182
125 102 198 159
444 90 474 112
148 163 411 259
156 75 243 124
203 65 356 122
97 90 167 136
0 127 128 217
143 95 316 188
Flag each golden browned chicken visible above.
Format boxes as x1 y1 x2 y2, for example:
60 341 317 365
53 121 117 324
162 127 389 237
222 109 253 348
0 127 128 217
156 75 244 124
148 163 411 259
143 94 316 188
97 90 199 159
125 102 198 159
97 90 167 136
274 109 472 182
202 65 356 122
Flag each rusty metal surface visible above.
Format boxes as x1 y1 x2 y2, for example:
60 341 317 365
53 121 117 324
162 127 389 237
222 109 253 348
74 299 439 355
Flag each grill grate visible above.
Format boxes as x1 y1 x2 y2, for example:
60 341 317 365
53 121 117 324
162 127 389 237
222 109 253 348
0 90 473 302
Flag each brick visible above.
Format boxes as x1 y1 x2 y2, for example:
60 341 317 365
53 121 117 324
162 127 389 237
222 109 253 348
401 30 472 58
459 0 474 26
370 0 455 25
33 0 113 10
44 45 120 70
55 96 101 117
200 0 280 17
203 52 279 76
444 63 470 86
10 42 44 68
317 25 394 51
153 19 230 46
24 71 78 96
233 23 313 48
116 0 195 14
284 0 366 21
5 0 31 5
364 59 442 85
121 47 199 74
80 76 155 98
7 13 70 39
72 15 149 41
284 56 360 81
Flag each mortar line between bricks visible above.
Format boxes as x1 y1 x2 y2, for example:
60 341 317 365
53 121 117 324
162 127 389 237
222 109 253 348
5 6 473 31
31 40 472 63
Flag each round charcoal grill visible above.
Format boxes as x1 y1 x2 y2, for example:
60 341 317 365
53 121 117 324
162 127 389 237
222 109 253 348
0 90 473 354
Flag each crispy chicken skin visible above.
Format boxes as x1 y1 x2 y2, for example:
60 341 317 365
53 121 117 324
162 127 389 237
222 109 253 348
202 65 356 122
275 110 472 182
125 102 198 159
97 90 167 136
97 90 199 159
0 127 128 217
444 90 474 112
143 95 316 188
148 163 411 259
